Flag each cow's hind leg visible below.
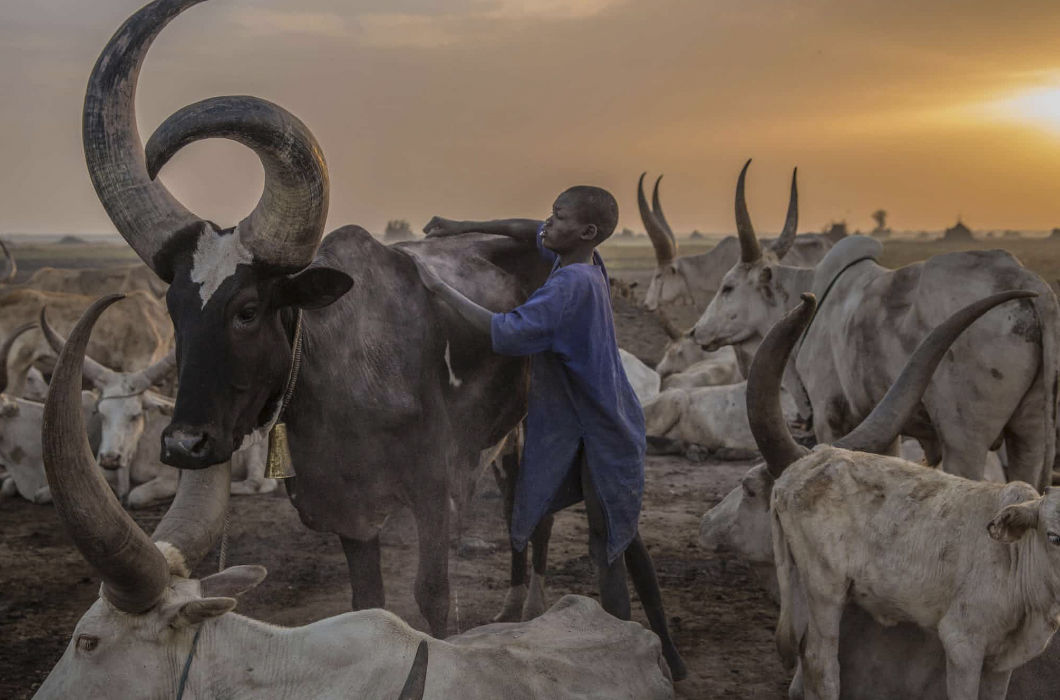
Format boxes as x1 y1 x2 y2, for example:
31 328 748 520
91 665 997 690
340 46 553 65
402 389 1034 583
1002 376 1050 490
492 449 528 622
411 495 450 637
340 535 385 611
800 590 844 700
625 533 688 681
978 668 1011 700
523 513 553 620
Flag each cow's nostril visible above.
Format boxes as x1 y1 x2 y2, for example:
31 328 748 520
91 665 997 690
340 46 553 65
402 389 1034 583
161 428 215 469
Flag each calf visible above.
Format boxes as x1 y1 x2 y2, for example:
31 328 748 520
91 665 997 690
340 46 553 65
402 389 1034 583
0 323 99 503
644 382 798 460
619 349 661 404
746 290 1059 699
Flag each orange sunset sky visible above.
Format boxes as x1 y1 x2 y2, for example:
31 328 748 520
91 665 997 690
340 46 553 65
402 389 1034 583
3 0 1060 237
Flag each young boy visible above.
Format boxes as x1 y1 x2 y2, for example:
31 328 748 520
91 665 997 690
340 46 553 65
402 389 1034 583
413 186 686 680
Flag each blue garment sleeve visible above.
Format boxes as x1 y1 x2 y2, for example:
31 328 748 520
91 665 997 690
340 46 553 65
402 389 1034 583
491 273 571 356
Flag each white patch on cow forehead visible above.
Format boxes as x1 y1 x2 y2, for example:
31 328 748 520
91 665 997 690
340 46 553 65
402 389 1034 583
444 341 462 388
191 225 253 308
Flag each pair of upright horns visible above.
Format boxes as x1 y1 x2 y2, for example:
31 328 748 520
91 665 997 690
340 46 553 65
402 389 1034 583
638 160 799 266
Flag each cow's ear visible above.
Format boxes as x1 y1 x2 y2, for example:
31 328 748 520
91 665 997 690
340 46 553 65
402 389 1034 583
200 565 267 598
987 500 1040 543
276 266 353 310
172 597 237 628
757 266 774 300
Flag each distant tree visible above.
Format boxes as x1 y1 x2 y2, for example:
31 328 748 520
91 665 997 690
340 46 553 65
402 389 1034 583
871 209 887 229
384 219 415 242
616 227 635 239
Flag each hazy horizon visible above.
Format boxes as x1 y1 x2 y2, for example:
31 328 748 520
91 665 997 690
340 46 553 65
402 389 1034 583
4 0 1060 239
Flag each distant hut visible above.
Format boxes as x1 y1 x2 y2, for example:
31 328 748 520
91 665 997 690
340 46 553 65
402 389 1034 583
942 219 974 242
58 235 86 245
616 227 636 240
689 230 705 240
384 219 415 242
822 221 848 243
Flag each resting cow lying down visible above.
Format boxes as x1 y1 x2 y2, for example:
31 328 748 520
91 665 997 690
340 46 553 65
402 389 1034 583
746 291 1059 700
36 296 674 700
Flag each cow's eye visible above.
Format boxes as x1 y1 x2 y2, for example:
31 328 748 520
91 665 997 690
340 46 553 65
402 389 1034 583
1048 532 1060 546
234 304 259 326
76 635 99 652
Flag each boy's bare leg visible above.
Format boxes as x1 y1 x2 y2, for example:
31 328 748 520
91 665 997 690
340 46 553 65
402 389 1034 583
625 535 688 680
580 456 631 619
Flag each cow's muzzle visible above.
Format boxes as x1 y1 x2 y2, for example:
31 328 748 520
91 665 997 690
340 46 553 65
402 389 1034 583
161 425 227 469
98 453 123 470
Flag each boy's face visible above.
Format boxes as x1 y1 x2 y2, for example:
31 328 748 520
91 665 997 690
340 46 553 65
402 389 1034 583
541 193 597 253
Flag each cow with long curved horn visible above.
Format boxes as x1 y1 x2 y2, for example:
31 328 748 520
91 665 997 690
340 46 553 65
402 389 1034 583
40 306 274 506
82 0 589 650
752 290 1060 698
638 162 834 318
37 295 673 698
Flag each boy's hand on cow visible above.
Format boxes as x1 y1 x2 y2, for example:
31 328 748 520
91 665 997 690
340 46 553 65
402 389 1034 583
423 217 464 238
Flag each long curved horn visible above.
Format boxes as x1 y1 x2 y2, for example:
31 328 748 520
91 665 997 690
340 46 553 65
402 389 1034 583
735 159 762 263
651 175 677 244
0 323 37 395
83 0 206 282
39 306 116 389
0 239 17 283
835 290 1036 454
638 173 676 266
747 294 813 478
145 95 329 271
770 168 799 260
150 457 231 578
42 294 170 613
398 641 429 700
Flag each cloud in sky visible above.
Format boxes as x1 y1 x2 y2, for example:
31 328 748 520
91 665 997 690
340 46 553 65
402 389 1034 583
3 0 1060 237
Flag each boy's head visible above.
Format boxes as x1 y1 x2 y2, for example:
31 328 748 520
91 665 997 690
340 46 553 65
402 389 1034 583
542 186 619 253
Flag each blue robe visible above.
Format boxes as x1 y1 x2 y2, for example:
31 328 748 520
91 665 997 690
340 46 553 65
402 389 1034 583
490 231 645 563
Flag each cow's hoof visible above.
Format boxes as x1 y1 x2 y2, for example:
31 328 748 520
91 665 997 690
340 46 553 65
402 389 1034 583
32 485 52 504
492 584 527 622
522 571 547 620
1 477 16 498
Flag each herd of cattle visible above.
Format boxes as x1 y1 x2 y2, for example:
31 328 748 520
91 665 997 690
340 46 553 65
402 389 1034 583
5 0 1060 697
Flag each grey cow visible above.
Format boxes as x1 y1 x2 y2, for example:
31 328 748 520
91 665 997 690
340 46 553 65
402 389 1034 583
693 163 1059 489
637 166 839 312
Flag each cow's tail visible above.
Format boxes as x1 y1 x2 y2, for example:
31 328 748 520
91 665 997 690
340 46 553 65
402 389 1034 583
771 497 799 671
1033 289 1059 491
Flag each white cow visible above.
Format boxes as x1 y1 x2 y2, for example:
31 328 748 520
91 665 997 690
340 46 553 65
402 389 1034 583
40 307 275 507
644 381 799 460
0 323 99 503
619 349 660 404
744 291 1058 699
655 314 741 384
36 295 674 699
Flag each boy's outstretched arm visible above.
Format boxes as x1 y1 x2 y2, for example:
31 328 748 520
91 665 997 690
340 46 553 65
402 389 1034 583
423 216 542 244
411 255 493 335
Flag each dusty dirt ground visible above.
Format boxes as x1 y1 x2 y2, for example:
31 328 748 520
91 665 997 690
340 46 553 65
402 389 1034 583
3 237 1060 698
